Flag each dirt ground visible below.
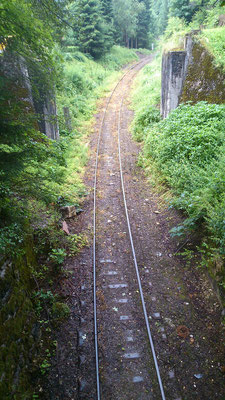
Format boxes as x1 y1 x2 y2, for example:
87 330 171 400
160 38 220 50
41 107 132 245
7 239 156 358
42 56 225 400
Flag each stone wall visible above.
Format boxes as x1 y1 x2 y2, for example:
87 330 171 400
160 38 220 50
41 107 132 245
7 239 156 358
0 50 59 140
34 93 59 140
160 34 225 118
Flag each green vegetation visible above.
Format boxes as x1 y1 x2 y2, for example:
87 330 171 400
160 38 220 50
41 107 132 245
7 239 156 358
142 102 225 251
0 3 139 391
151 0 225 40
132 68 225 284
67 0 112 57
199 27 225 70
1 0 225 395
57 45 138 203
58 45 138 126
131 5 225 288
65 0 154 49
131 55 161 141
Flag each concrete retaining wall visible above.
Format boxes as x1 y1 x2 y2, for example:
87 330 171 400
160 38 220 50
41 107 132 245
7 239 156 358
0 50 59 140
161 34 225 118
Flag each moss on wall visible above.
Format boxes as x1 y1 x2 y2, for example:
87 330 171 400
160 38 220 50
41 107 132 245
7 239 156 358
0 236 40 399
179 40 225 104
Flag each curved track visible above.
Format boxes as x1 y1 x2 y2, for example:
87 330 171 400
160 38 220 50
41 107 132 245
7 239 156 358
93 56 166 400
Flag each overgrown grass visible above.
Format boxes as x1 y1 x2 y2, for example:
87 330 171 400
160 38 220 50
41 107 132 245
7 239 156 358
131 55 161 141
56 45 139 205
58 45 138 123
98 45 139 69
190 1 225 30
131 35 225 287
199 27 225 71
160 17 190 52
135 48 152 55
142 103 224 246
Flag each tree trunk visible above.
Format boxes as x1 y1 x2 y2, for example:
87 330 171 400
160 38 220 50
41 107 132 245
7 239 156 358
125 31 129 48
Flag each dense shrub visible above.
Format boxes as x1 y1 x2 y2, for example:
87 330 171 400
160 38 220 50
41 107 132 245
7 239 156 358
142 102 225 254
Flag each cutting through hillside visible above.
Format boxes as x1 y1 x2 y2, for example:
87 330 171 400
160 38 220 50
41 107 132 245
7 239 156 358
39 55 225 400
1 1 225 399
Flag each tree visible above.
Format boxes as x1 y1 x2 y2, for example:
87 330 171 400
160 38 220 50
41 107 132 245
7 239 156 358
151 0 169 37
69 0 109 57
112 0 145 47
136 0 151 48
100 0 115 48
169 0 194 22
101 0 114 23
0 0 66 227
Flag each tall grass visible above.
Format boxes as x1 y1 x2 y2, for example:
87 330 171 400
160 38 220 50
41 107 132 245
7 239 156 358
58 46 138 126
131 55 161 142
57 45 139 205
199 27 225 71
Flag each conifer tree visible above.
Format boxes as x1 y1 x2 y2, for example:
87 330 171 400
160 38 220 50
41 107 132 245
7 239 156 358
112 0 145 47
100 0 115 49
101 0 114 23
70 0 108 58
136 0 151 48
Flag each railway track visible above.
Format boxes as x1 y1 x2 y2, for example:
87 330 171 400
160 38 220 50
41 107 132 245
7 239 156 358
93 56 166 400
41 55 225 400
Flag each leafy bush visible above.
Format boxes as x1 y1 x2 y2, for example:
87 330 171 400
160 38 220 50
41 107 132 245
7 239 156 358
132 106 161 141
142 102 225 255
160 17 190 52
49 248 67 266
0 223 24 257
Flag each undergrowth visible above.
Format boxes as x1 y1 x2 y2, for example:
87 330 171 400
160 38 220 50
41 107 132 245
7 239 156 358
29 45 138 391
56 45 138 204
199 27 225 71
58 45 138 128
131 22 225 290
0 45 138 260
131 55 161 141
131 97 225 286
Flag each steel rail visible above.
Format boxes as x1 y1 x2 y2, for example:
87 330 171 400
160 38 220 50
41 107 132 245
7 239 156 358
93 57 153 400
117 97 166 400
